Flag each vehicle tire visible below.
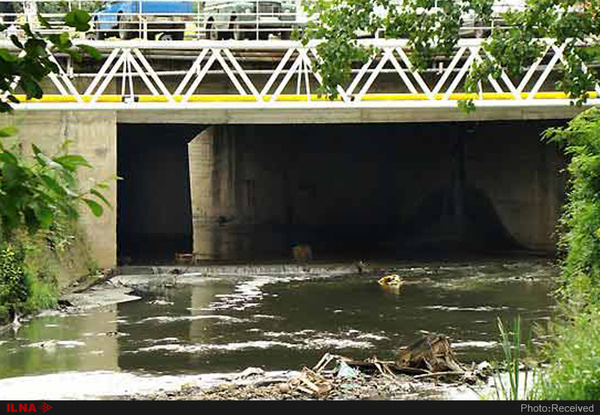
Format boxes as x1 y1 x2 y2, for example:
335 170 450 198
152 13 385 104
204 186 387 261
88 17 104 40
158 31 184 41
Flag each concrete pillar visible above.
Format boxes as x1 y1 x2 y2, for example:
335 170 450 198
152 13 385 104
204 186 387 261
188 127 218 259
72 111 118 269
188 125 239 260
5 110 117 269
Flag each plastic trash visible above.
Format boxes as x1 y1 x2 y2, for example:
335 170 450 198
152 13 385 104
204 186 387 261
336 361 361 379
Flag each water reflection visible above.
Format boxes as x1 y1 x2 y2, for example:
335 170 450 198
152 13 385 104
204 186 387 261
0 306 119 378
0 259 558 381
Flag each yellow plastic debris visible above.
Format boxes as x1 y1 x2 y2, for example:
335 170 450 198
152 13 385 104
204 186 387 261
378 274 404 288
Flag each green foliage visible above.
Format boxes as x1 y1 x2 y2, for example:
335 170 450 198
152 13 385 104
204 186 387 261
543 107 600 302
0 131 112 242
523 107 600 401
301 0 600 110
0 9 107 323
0 244 29 317
0 9 97 112
301 0 384 97
531 306 600 400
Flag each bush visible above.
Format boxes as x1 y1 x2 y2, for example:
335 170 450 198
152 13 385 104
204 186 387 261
528 107 600 400
0 244 30 321
532 306 600 400
0 227 80 324
544 107 600 301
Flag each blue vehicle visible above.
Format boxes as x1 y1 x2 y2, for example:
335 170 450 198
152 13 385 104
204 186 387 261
92 1 193 40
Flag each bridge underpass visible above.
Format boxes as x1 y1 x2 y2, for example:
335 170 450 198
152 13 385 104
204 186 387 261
115 120 566 264
3 39 588 267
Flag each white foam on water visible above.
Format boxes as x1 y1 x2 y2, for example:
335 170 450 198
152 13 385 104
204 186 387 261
139 315 246 324
452 340 499 349
136 340 297 353
423 305 508 312
25 340 86 349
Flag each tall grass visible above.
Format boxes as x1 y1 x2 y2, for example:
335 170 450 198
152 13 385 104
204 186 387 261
492 316 531 400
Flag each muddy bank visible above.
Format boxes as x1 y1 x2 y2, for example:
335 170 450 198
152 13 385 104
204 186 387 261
61 283 140 310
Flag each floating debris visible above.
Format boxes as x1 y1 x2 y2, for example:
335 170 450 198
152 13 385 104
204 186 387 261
283 333 489 397
292 244 313 263
378 274 404 293
378 274 404 287
289 367 333 396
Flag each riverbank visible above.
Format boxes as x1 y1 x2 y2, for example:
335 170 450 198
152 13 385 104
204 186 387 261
0 366 487 400
121 369 486 401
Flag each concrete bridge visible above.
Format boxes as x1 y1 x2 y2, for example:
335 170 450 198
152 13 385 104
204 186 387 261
4 39 595 267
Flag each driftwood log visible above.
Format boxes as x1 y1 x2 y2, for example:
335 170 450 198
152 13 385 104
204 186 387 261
288 334 484 396
396 334 463 374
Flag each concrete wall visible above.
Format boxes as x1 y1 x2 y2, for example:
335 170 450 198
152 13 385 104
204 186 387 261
465 122 565 251
2 111 117 269
188 122 566 260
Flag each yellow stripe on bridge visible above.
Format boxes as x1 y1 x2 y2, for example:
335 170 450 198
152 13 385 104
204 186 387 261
12 92 598 103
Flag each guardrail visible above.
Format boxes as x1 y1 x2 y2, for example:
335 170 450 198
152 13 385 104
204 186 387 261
0 0 526 41
3 37 599 111
0 0 308 41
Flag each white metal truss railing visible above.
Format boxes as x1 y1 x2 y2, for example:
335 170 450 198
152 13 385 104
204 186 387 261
5 38 600 110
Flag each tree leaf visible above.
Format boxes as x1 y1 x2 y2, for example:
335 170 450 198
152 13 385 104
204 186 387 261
82 198 103 217
0 48 17 63
53 154 93 170
64 10 91 32
9 35 23 49
0 151 18 165
39 174 67 196
6 95 20 104
0 125 18 137
19 79 44 100
33 203 53 228
78 44 102 61
90 188 111 208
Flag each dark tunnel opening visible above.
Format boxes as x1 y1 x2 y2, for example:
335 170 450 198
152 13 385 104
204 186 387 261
117 120 566 264
117 124 205 264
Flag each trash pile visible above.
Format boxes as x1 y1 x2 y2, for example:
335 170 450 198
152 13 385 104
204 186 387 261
284 334 491 398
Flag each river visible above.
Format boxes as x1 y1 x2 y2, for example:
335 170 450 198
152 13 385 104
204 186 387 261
0 258 558 399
